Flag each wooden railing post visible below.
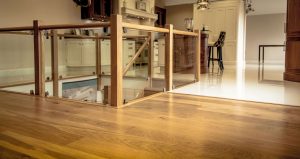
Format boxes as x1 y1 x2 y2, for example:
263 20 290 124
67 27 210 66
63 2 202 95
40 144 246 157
148 32 153 80
33 20 45 96
95 33 102 91
51 30 59 97
165 24 174 91
110 15 123 107
195 30 201 82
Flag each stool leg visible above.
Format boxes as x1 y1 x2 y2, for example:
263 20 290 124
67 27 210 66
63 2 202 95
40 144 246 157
208 46 211 67
217 47 221 70
212 47 214 66
219 47 224 70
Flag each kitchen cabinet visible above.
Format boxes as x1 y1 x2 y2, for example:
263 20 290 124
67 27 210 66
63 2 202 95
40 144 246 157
66 39 96 67
81 0 113 21
123 40 135 67
284 0 300 82
173 36 195 73
153 41 160 74
100 39 110 66
158 38 165 67
67 39 136 70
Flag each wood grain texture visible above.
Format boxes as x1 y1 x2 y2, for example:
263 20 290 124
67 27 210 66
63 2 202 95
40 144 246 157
95 33 102 91
165 24 174 91
285 0 300 82
33 20 45 96
0 91 300 158
148 32 153 80
110 15 123 107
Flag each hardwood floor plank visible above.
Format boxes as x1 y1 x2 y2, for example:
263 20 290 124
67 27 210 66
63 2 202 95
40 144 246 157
0 91 300 158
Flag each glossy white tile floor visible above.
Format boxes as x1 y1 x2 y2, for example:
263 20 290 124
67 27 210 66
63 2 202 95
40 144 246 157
172 64 300 106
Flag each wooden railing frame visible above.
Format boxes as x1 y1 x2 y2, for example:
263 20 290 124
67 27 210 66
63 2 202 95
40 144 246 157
165 24 174 91
0 14 201 107
51 30 59 97
195 30 201 82
110 15 123 107
33 20 45 96
95 33 102 92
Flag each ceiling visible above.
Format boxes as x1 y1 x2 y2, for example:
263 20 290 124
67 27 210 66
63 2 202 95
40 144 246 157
163 0 287 15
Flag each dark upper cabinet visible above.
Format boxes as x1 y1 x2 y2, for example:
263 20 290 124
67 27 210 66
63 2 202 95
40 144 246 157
287 0 300 36
81 0 113 21
155 6 166 28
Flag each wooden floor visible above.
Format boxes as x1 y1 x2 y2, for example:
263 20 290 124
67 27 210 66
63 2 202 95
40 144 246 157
0 92 300 159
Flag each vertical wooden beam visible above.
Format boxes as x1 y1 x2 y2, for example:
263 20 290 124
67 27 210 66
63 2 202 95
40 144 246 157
195 30 201 82
148 32 153 80
95 33 102 91
110 14 123 107
165 24 174 91
51 30 59 97
33 20 45 96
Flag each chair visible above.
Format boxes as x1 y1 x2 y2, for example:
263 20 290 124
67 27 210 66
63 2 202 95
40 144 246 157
208 31 226 70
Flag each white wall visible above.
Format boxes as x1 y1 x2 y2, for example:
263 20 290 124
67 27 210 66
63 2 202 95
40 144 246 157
245 14 286 64
155 0 165 8
0 0 81 27
0 0 82 83
166 4 193 30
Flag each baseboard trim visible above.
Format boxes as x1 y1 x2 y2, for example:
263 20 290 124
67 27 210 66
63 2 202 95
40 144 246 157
284 72 300 82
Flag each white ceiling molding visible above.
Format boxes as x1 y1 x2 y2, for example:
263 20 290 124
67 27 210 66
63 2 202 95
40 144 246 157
164 0 196 6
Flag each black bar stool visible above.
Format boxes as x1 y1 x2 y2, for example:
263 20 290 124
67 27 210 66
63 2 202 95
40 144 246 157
208 31 226 70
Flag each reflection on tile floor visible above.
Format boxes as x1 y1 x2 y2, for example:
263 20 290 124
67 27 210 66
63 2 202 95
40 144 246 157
172 64 300 106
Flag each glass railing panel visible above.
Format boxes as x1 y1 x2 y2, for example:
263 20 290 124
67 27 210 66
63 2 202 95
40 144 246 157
172 34 196 88
42 28 109 105
121 29 166 103
0 32 35 94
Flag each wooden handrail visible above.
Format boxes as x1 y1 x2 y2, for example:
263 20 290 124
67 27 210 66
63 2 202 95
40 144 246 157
123 37 150 76
0 31 33 35
0 26 33 32
39 22 110 30
123 22 169 33
0 23 198 37
0 22 110 32
173 30 198 36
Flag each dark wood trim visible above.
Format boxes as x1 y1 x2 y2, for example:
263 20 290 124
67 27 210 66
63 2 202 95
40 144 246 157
148 32 153 81
195 30 201 81
95 33 102 91
33 20 45 96
285 1 300 82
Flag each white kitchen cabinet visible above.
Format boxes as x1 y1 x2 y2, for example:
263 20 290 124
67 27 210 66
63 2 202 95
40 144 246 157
123 40 135 67
100 39 111 66
66 39 96 67
158 38 165 67
153 41 160 74
100 39 136 67
67 39 136 71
